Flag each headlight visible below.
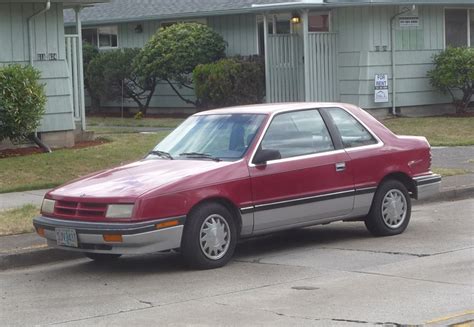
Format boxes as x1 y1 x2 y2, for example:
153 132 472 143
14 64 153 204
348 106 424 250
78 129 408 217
106 204 134 219
41 199 55 214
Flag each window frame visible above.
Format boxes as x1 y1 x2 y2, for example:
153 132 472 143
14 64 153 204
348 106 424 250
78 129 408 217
258 108 336 160
82 25 119 50
320 107 381 150
248 106 383 167
443 7 473 48
308 10 332 33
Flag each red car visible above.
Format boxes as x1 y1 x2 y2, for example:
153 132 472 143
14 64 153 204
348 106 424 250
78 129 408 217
34 103 440 269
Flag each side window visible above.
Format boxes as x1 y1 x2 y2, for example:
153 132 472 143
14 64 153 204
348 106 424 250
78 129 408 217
260 109 334 159
326 108 377 148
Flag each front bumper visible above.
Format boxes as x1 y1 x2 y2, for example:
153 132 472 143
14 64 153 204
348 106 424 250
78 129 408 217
413 174 442 200
33 216 185 255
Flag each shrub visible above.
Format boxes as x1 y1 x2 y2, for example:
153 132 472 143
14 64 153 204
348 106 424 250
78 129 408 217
82 42 100 111
193 56 265 109
86 48 158 115
0 65 46 142
428 47 474 113
134 23 226 106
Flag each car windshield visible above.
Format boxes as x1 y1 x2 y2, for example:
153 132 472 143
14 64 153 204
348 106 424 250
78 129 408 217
150 113 266 161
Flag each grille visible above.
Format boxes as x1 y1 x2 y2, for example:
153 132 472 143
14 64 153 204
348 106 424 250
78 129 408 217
54 200 107 219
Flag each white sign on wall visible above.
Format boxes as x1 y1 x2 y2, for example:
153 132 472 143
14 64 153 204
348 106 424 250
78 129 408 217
399 17 419 27
374 74 389 103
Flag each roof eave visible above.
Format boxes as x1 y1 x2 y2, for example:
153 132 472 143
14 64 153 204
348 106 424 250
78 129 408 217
64 2 333 26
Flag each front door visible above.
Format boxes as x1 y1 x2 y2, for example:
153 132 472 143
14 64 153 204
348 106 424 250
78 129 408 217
248 109 354 233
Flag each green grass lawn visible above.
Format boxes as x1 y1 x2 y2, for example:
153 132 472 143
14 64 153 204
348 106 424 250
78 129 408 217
0 205 38 236
87 116 185 128
0 132 169 194
383 117 474 146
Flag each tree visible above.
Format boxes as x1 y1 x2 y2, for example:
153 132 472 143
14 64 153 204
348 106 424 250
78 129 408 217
0 65 46 143
428 47 474 114
86 48 158 115
134 23 226 106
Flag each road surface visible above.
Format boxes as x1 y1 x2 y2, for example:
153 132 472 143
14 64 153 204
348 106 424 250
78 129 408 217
1 198 473 326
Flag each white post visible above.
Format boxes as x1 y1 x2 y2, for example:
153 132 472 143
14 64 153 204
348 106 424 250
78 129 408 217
302 10 310 102
75 6 86 131
263 13 270 103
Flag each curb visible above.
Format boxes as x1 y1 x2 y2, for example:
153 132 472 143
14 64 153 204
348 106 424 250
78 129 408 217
1 185 473 271
0 247 83 271
415 185 474 205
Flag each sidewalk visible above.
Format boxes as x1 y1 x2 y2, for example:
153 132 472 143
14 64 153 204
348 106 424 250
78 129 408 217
1 146 473 270
0 189 49 210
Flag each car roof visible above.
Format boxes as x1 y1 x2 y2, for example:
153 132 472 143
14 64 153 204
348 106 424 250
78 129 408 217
194 102 353 116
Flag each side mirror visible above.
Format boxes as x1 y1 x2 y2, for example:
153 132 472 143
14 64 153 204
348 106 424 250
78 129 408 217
253 149 281 165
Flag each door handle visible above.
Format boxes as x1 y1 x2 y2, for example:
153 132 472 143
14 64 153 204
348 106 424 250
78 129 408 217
335 162 346 172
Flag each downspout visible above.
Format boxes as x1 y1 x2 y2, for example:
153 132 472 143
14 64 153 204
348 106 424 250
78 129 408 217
27 0 51 66
27 0 52 153
390 6 412 116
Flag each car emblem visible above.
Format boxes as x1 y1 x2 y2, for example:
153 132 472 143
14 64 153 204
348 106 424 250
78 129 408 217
80 193 87 197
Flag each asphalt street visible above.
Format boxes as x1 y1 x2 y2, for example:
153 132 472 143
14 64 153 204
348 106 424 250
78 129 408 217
1 198 473 326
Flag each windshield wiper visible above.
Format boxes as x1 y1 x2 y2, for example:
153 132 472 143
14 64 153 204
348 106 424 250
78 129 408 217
179 152 221 162
148 150 173 160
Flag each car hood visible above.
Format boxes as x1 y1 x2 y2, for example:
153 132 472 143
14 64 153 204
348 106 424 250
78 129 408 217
49 159 237 200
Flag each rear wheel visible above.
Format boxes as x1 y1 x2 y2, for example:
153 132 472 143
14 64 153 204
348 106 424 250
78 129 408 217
181 203 237 269
84 253 122 261
365 180 411 236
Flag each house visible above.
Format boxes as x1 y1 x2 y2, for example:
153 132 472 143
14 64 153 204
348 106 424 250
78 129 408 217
64 0 474 117
0 0 104 149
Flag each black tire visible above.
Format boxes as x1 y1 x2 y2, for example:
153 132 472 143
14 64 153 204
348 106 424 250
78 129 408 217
365 179 411 236
181 202 237 269
84 252 122 261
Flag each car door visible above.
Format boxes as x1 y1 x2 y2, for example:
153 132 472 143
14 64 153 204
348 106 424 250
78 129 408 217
320 107 382 217
248 108 355 233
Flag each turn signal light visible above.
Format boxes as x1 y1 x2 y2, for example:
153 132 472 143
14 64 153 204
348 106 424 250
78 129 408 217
36 227 45 237
155 220 179 230
103 234 123 242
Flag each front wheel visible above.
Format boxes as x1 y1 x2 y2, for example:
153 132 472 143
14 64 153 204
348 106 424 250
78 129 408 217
181 203 237 269
365 180 411 236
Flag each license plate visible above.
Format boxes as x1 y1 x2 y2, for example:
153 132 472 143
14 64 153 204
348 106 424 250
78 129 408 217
55 228 78 248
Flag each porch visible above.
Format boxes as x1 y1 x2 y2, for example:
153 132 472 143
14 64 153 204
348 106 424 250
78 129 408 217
261 11 339 103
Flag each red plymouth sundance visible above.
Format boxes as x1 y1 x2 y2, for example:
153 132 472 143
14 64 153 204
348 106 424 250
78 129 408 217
34 103 441 269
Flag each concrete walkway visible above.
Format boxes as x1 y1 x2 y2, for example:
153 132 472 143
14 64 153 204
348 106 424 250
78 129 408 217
431 146 474 171
0 189 49 210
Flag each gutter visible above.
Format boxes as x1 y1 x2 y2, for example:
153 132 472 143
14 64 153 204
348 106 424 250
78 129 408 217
390 6 412 116
27 1 52 153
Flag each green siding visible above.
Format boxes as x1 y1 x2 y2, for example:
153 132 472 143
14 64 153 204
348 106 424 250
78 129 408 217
208 14 258 56
334 5 454 109
0 2 74 132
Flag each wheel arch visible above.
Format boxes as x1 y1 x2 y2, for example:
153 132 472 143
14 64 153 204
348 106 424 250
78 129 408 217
187 197 243 236
380 172 416 197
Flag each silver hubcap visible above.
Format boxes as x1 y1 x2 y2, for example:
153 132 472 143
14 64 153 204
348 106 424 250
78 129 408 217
199 214 230 260
381 189 407 229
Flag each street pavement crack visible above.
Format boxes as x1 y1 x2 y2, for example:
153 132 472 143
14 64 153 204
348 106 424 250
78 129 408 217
320 247 431 257
48 274 324 325
350 270 471 287
215 300 402 325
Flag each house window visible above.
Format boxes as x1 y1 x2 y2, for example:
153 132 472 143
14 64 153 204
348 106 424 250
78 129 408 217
445 9 473 47
82 26 118 49
308 13 330 32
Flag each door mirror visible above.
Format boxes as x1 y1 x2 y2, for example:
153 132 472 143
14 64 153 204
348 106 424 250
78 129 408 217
253 149 281 165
